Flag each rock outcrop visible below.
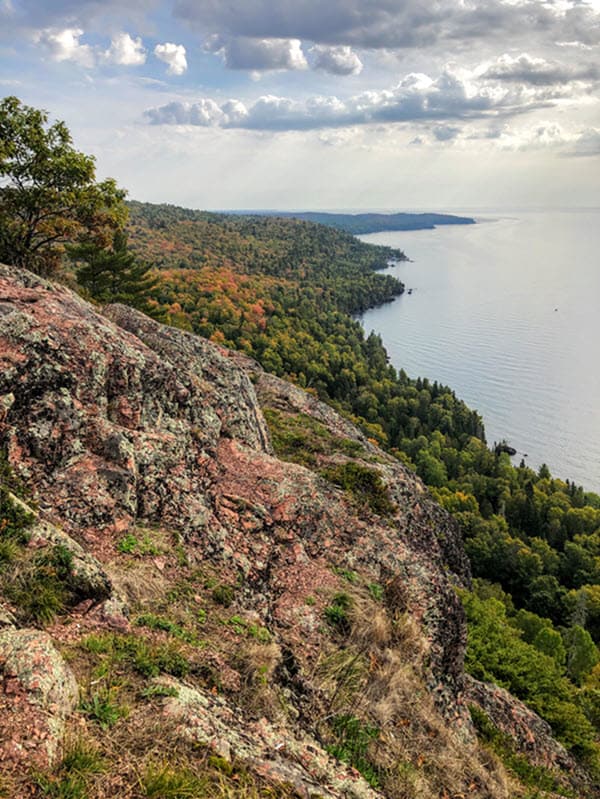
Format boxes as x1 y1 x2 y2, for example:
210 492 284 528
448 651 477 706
0 628 78 772
0 264 590 798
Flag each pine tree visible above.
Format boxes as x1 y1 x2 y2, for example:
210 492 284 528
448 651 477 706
70 229 159 317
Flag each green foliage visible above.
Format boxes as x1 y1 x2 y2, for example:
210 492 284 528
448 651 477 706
1 543 77 626
224 615 271 642
80 632 190 680
0 96 126 276
326 714 381 788
264 408 367 469
212 584 235 607
0 485 33 545
0 481 33 565
367 583 384 602
80 690 126 729
70 229 159 316
469 706 576 797
462 591 598 760
321 462 395 516
117 531 161 556
140 683 180 700
563 625 599 685
324 592 353 635
135 613 192 642
117 533 138 554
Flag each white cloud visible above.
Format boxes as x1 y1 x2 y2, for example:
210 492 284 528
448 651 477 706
207 36 307 71
34 27 95 68
474 121 600 157
154 42 187 75
565 127 600 157
144 67 568 131
104 32 146 66
311 45 363 76
482 53 599 86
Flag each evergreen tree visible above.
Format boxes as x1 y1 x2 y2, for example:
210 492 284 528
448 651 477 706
70 229 159 317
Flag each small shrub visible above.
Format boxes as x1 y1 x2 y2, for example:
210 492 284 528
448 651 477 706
368 583 384 602
4 558 68 626
135 613 189 640
60 738 105 777
141 683 180 700
333 567 358 584
80 690 126 729
326 714 381 788
80 632 190 681
212 584 234 607
324 592 353 635
320 462 395 516
117 533 138 554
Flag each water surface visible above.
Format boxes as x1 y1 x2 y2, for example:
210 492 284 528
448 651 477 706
359 210 600 493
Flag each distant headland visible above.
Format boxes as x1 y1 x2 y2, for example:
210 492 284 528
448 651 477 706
242 210 476 235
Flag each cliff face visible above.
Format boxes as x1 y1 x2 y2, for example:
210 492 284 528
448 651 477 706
0 265 583 798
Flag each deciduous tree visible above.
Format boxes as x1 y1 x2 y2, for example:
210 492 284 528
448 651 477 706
0 96 126 275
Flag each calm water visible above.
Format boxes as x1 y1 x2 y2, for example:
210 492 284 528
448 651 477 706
359 210 600 493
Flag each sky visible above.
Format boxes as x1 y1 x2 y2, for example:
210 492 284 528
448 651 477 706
1 0 599 210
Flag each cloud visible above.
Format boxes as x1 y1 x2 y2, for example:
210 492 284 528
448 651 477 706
104 32 146 66
173 0 600 51
10 0 156 29
143 67 565 131
154 42 187 75
481 122 600 156
565 127 600 157
432 124 461 141
483 53 599 86
34 27 95 67
207 36 307 71
311 45 363 76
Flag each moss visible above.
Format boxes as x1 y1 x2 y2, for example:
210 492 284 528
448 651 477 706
263 408 368 469
320 462 396 517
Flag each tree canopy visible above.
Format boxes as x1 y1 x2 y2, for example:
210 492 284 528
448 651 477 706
0 96 127 275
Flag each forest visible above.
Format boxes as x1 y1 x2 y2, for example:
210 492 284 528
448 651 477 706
122 200 600 769
250 210 476 235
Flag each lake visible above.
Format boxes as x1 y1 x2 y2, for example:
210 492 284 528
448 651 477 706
358 210 600 494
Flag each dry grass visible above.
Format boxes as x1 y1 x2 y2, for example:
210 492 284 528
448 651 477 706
309 584 513 799
26 711 302 799
234 641 283 719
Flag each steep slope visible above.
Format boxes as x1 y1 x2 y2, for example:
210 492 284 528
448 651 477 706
0 265 590 798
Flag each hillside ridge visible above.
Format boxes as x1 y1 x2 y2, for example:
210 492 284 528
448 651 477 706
0 264 590 798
